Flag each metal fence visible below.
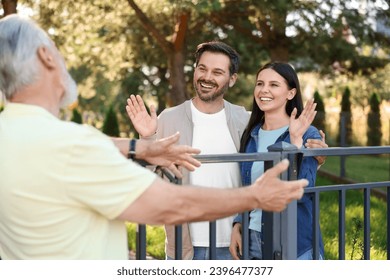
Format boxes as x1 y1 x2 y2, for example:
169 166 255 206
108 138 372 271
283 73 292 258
135 144 390 260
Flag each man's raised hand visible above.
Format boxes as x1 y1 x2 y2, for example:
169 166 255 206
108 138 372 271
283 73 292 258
126 94 157 137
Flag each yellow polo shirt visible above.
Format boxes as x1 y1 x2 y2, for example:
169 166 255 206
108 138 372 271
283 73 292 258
0 103 156 259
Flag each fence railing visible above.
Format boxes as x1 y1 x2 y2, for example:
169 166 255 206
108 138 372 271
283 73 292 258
135 144 390 260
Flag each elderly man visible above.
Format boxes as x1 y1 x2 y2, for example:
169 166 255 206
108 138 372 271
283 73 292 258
0 15 307 260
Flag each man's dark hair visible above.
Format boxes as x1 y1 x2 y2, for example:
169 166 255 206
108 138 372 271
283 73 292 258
194 41 240 76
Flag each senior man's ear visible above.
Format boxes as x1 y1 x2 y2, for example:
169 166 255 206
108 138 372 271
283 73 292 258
37 46 56 69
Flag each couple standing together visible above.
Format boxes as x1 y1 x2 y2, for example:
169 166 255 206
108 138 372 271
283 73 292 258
126 41 327 260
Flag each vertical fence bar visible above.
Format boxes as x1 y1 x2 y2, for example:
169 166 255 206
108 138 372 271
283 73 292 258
262 213 278 259
241 211 250 259
174 225 182 260
136 224 146 260
338 189 346 260
312 191 320 259
262 159 279 260
209 221 216 259
174 177 183 260
363 188 371 260
387 186 390 260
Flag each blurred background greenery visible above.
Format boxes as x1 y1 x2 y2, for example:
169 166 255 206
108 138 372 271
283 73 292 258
1 0 389 144
2 0 390 260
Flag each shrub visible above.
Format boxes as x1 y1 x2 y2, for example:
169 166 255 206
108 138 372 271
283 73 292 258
367 93 382 146
313 90 326 132
339 87 352 146
70 108 83 124
102 104 120 137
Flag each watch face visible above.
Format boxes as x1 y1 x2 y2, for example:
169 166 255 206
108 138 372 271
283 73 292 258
128 139 137 159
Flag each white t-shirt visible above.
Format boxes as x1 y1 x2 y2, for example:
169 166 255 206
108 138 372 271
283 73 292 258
189 102 241 247
0 103 156 259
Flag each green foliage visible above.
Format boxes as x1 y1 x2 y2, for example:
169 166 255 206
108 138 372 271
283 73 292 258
70 108 82 124
14 0 388 115
126 223 165 260
350 217 364 260
102 104 120 137
367 93 382 146
313 90 326 131
339 87 353 146
0 105 3 113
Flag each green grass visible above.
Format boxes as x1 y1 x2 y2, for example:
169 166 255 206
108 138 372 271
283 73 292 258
126 155 389 260
320 154 390 182
317 176 388 260
317 154 389 259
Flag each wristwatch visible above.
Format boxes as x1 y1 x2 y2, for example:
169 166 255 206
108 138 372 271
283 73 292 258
127 139 137 159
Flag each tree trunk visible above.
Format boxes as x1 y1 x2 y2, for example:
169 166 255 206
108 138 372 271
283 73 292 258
1 0 17 16
265 9 290 62
127 0 189 107
168 51 190 106
269 42 289 62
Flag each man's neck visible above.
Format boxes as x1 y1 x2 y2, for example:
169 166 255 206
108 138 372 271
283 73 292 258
10 86 60 117
191 97 224 114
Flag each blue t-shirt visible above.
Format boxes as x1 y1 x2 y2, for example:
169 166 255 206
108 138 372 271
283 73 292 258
249 125 289 232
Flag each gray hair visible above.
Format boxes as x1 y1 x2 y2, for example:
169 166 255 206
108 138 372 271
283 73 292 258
0 15 53 99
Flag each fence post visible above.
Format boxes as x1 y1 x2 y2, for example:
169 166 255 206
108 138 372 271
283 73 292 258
136 224 146 260
175 178 183 260
263 142 300 260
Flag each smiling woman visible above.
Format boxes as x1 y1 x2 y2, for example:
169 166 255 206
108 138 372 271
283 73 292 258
230 61 325 261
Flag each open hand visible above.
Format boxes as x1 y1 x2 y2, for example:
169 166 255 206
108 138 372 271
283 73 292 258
137 132 201 178
126 94 157 137
229 223 243 260
251 159 308 212
289 99 317 148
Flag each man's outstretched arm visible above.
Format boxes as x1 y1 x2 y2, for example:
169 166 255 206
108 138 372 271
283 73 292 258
117 159 307 225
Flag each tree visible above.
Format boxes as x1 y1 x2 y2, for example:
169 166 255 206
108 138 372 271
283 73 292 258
1 0 17 17
367 93 382 146
339 86 353 146
125 0 390 107
102 103 120 137
70 108 82 124
5 0 390 115
213 0 390 73
313 90 326 132
126 0 191 106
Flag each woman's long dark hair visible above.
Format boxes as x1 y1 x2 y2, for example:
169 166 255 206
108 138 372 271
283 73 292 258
239 62 304 152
